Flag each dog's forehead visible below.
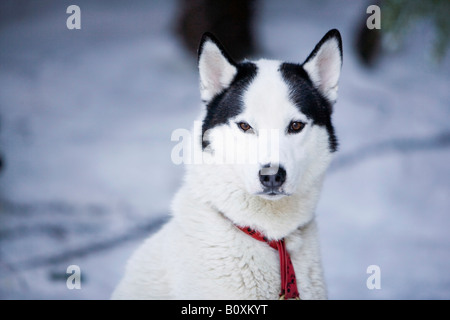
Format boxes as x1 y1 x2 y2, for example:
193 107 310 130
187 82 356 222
240 59 306 126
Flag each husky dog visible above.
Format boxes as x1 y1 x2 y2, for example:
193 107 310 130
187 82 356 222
112 29 343 300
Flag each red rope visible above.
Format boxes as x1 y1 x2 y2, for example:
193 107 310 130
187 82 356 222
237 226 300 300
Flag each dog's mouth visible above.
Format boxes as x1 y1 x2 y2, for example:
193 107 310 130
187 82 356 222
256 188 291 200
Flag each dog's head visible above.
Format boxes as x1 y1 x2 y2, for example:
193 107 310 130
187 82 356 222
197 30 342 201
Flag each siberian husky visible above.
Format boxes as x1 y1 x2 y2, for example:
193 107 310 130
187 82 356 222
112 29 343 300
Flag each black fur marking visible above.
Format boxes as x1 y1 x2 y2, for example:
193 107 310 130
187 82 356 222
201 62 258 150
279 63 338 152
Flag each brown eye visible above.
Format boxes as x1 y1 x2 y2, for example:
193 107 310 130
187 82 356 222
238 122 252 132
288 121 305 133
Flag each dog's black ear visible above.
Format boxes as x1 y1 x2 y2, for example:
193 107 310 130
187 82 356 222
198 32 238 103
303 29 343 103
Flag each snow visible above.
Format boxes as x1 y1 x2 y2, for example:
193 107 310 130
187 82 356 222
0 0 449 299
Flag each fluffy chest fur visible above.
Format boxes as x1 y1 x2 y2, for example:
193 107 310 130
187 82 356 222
171 180 328 299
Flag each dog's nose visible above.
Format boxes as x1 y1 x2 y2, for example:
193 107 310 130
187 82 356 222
259 165 286 189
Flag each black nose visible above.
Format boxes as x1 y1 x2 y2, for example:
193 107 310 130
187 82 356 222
259 165 286 189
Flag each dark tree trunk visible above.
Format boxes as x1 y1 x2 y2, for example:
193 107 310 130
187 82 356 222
175 0 257 61
355 23 382 67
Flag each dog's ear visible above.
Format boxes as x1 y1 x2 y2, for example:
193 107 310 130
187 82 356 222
198 32 238 103
303 29 343 103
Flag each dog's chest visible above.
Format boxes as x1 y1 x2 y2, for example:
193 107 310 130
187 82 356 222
199 233 286 299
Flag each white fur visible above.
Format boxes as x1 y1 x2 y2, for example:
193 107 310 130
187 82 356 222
112 40 340 300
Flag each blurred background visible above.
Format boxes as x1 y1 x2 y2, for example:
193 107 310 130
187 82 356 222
0 0 449 299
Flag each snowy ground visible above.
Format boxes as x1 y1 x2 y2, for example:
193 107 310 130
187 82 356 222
0 0 449 300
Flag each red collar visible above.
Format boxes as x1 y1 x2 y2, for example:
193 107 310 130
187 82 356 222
236 226 300 300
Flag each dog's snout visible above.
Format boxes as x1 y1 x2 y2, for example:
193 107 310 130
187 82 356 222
259 165 286 189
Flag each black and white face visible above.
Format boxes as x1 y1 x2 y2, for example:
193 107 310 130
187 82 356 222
198 30 342 200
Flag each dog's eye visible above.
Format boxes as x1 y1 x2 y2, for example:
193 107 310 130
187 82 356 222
288 121 305 134
237 122 252 132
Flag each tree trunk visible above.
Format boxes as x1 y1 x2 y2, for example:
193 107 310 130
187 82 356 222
175 0 257 61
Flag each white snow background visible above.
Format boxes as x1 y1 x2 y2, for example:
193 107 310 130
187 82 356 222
0 0 449 299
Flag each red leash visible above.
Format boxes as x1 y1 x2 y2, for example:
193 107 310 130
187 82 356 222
237 226 300 300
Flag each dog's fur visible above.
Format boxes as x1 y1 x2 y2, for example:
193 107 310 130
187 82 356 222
112 30 343 300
